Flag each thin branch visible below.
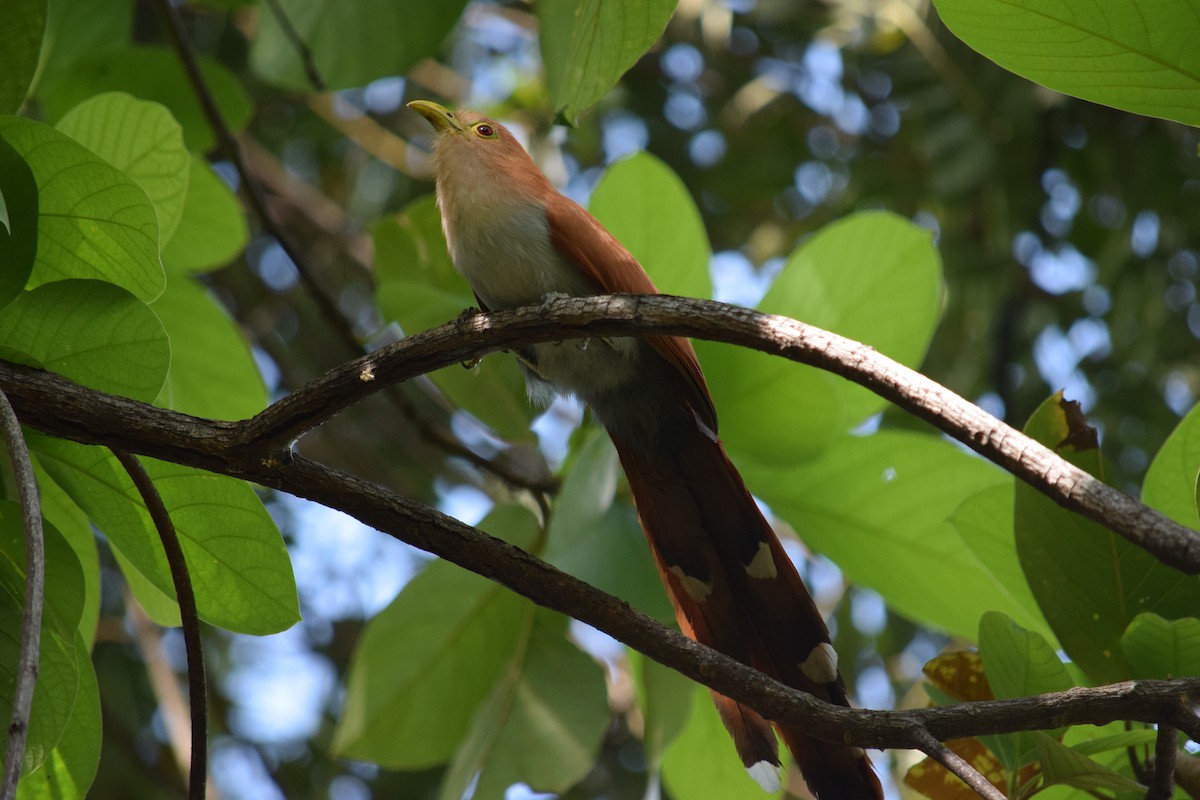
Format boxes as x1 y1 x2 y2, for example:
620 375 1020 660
261 0 326 91
110 450 206 800
0 388 43 800
1 359 1198 753
1146 725 1177 800
914 730 1007 800
153 0 350 347
126 598 222 800
228 295 1199 574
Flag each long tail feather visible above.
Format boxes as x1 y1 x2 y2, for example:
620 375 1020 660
612 422 882 800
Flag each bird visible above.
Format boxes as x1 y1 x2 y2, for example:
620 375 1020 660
408 100 883 800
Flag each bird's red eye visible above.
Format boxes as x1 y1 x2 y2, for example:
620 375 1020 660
475 124 495 137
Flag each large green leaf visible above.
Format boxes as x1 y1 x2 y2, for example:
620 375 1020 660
436 609 609 799
589 151 711 299
1015 394 1200 684
374 197 537 441
544 427 673 623
979 611 1074 701
16 632 101 800
40 46 252 153
151 275 267 420
30 438 299 635
539 0 679 123
700 211 942 466
948 484 1054 642
0 135 37 307
0 0 45 113
1143 399 1200 528
35 0 131 93
1120 613 1200 680
0 280 169 403
56 92 191 246
630 649 694 778
0 502 83 777
161 159 248 274
756 430 1008 640
1035 733 1145 794
977 610 1074 778
333 506 538 767
251 0 468 91
934 0 1200 127
32 466 100 646
0 117 163 301
662 684 776 800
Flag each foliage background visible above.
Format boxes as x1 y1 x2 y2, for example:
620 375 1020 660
1 0 1198 799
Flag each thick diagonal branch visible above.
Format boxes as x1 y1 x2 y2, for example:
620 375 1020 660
2 297 1199 753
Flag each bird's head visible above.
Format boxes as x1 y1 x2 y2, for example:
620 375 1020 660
407 100 554 220
408 101 533 177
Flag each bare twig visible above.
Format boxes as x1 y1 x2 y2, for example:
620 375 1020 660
0 388 43 800
126 598 222 800
1146 725 1177 800
1 354 1199 753
153 0 350 348
914 730 1007 800
111 450 207 800
261 0 326 91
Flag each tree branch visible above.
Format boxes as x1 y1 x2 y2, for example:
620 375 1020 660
110 450 207 800
0 388 43 800
1 314 1199 753
914 731 1007 800
231 294 1199 574
1146 725 1177 800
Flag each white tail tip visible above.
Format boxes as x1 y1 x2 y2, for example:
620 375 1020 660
747 760 782 793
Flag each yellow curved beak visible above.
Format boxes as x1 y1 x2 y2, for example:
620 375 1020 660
407 100 467 135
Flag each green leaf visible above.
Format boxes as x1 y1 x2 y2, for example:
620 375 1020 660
35 0 131 92
40 46 252 153
0 281 169 403
0 117 163 301
17 633 102 800
979 611 1074 701
30 438 299 635
1034 732 1145 793
1143 399 1200 528
374 198 537 440
33 466 100 646
161 159 248 274
539 0 679 123
0 134 38 307
662 684 776 800
630 649 694 775
1068 728 1157 756
699 211 942 466
0 502 83 776
948 484 1054 643
757 430 1008 640
933 0 1200 127
436 609 609 799
333 506 539 767
1120 613 1200 680
151 275 267 420
56 92 191 247
251 0 468 91
1015 393 1200 684
0 0 45 113
544 427 673 623
589 152 711 299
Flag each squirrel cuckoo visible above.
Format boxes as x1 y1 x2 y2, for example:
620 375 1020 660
409 100 882 800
